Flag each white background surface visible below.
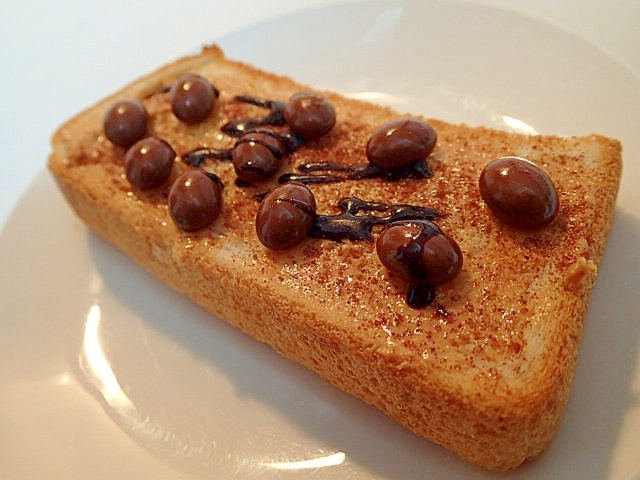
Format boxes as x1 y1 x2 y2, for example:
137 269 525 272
0 0 638 228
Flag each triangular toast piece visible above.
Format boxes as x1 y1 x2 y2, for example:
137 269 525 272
48 45 621 471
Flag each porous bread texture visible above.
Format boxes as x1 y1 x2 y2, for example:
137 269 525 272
48 45 622 471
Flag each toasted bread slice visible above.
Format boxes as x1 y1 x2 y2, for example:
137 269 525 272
48 45 622 471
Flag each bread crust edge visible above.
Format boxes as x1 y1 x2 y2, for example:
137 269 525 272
46 45 623 471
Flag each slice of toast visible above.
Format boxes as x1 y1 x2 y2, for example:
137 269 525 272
48 45 622 471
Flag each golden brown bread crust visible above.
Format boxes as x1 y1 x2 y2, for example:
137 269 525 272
48 45 622 471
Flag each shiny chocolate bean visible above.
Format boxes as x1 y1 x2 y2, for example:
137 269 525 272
366 118 437 170
256 183 317 250
168 169 222 232
125 137 175 190
479 156 558 229
283 91 336 140
103 99 148 147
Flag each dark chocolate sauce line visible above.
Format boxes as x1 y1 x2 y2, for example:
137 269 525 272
235 137 285 158
406 284 436 309
183 148 232 167
397 221 441 281
221 96 286 137
279 158 432 185
185 93 433 190
204 171 225 190
222 119 269 137
239 128 304 156
398 221 449 309
339 197 389 213
183 95 304 168
299 161 355 172
279 172 344 184
233 95 280 109
310 197 444 242
183 129 304 168
276 197 317 217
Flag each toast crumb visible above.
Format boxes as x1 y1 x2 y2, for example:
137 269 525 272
564 256 597 290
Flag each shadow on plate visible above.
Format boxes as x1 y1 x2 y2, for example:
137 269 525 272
85 207 640 480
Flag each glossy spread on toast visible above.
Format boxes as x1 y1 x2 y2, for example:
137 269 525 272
48 45 622 471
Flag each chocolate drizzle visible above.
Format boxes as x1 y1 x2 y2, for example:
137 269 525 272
184 95 294 166
185 94 432 188
109 81 455 311
406 284 436 309
279 158 432 185
311 197 443 242
394 220 442 309
398 221 441 280
311 198 446 309
184 131 304 170
184 129 304 167
221 95 286 137
184 147 232 166
176 93 450 309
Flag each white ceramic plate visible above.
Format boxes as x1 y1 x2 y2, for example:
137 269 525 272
1 1 639 479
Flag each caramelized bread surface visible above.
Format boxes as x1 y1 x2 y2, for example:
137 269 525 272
48 45 622 471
